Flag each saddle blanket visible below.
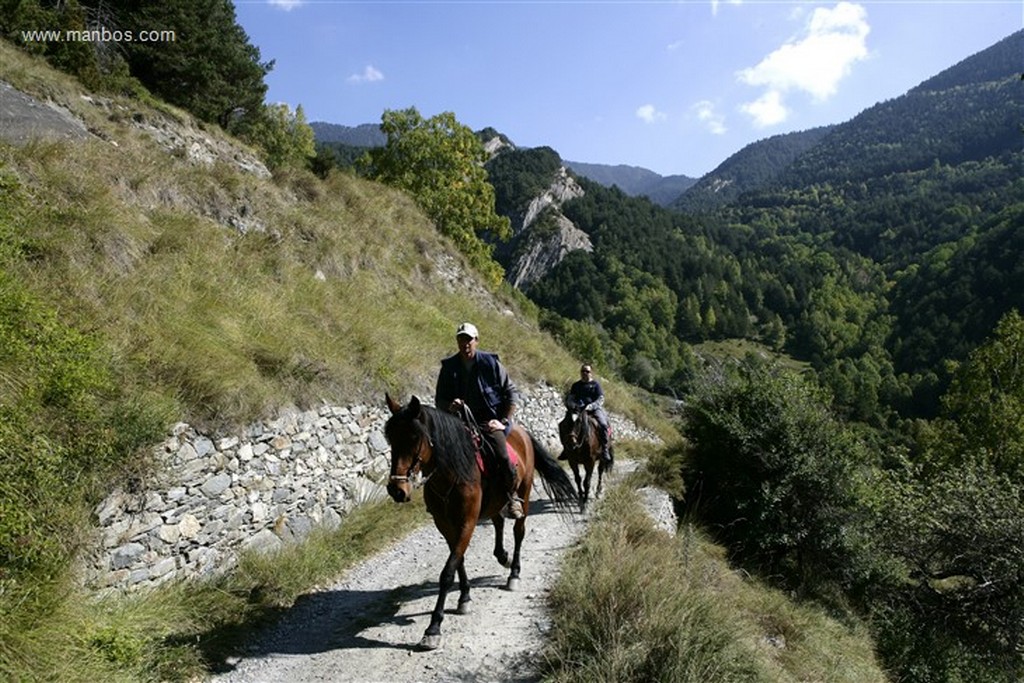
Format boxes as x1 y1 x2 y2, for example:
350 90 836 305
476 443 519 475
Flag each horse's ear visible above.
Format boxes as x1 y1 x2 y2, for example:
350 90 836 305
385 393 402 415
409 395 422 415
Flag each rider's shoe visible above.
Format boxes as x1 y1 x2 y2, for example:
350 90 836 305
557 450 568 461
501 494 524 519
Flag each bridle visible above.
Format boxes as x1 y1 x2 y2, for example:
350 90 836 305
571 408 591 450
388 420 434 489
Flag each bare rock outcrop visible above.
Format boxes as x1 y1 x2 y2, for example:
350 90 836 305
504 167 592 289
0 80 91 144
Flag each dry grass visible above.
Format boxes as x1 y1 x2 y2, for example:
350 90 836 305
0 108 587 430
542 484 888 683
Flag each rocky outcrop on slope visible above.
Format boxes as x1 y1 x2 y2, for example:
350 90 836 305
0 79 90 144
506 211 592 289
503 167 591 289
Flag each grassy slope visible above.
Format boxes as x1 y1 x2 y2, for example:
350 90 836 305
1 38 668 434
0 39 884 682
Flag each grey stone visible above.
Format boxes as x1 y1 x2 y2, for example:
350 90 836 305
245 529 283 555
200 473 232 498
111 542 146 570
367 431 389 453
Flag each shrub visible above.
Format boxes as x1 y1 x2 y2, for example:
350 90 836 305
681 358 870 594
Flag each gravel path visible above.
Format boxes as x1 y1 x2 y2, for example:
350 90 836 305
208 464 640 683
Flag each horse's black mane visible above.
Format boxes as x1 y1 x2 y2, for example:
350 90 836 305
422 405 480 484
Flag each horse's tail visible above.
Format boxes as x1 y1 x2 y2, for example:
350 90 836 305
530 434 578 512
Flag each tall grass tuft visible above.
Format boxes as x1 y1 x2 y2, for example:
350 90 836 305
541 485 887 683
543 486 765 683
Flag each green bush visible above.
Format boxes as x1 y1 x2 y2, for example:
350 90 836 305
681 358 870 593
869 461 1024 682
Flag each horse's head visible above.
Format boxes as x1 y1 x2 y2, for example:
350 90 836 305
558 411 576 450
384 393 433 503
559 410 590 452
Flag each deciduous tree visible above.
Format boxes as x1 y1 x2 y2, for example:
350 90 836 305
360 107 510 285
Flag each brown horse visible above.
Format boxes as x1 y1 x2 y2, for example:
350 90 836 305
558 409 613 511
384 394 577 650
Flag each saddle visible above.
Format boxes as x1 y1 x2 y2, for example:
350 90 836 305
469 430 519 476
456 404 519 476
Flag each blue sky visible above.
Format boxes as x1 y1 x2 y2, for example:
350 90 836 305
233 1 1020 178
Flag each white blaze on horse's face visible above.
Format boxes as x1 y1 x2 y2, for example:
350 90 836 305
385 430 417 503
384 394 419 503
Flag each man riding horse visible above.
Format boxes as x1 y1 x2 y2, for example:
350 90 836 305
562 364 612 463
435 322 524 519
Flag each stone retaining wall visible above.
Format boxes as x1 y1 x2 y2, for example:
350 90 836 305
82 384 659 594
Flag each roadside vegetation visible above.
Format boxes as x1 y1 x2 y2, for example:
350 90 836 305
2 495 429 682
542 484 887 683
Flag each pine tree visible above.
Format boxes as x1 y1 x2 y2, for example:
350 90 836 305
112 0 272 128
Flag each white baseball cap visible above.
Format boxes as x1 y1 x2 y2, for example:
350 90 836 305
456 322 479 339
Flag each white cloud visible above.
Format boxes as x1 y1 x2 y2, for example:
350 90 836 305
268 0 303 10
636 104 667 124
737 1 870 125
711 0 742 18
693 100 727 135
740 91 788 128
347 65 384 84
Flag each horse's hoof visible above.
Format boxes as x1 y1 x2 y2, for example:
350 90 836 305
507 577 520 591
419 634 442 650
457 600 472 615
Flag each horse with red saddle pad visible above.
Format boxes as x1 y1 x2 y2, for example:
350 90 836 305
384 394 577 651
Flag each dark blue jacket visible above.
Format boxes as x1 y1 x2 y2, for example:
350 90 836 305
566 379 605 411
435 351 519 424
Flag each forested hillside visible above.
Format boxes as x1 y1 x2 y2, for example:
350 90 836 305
480 33 1024 681
670 125 833 213
496 29 1022 422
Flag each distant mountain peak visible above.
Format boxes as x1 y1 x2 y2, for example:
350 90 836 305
309 121 385 147
563 160 696 207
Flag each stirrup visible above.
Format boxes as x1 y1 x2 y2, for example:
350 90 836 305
501 494 524 519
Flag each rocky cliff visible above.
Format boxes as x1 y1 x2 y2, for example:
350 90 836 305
502 166 591 290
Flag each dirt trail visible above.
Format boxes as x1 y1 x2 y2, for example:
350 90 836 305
207 466 631 683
